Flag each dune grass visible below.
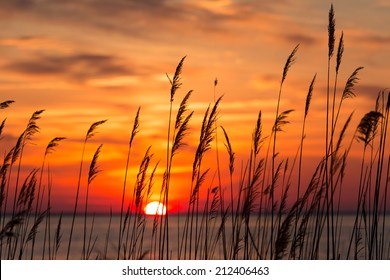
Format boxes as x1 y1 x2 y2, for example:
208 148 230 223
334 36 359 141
0 5 389 260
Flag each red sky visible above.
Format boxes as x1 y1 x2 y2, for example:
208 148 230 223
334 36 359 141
0 0 389 213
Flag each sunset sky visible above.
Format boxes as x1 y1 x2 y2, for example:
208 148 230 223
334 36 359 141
0 0 389 213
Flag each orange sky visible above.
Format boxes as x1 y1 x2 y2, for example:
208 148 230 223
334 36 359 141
0 0 389 213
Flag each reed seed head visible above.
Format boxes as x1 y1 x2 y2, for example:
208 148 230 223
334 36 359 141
88 144 103 185
336 32 344 74
86 119 107 140
304 74 316 118
282 44 299 85
328 4 335 59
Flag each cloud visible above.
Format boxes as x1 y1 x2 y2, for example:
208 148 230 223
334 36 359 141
281 34 319 46
0 36 71 51
0 1 183 41
5 53 136 83
248 74 281 94
0 0 292 44
341 27 390 49
356 85 389 100
374 0 390 8
355 33 390 47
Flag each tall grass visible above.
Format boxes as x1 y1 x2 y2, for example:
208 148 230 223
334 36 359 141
37 137 65 260
117 107 140 259
66 119 106 259
0 5 389 260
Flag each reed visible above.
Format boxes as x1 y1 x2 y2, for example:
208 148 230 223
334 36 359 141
82 144 102 259
221 125 236 257
271 44 298 258
294 74 316 246
180 96 222 259
66 119 106 259
325 4 335 259
52 212 62 259
117 107 140 259
160 56 190 259
127 146 153 259
29 137 66 259
12 110 45 216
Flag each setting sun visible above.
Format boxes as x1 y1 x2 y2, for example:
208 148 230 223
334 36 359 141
144 201 167 216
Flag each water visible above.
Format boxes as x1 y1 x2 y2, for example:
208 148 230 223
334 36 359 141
1 213 390 259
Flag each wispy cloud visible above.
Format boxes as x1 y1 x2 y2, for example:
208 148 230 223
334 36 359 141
5 52 144 84
0 36 71 51
352 32 390 48
0 0 299 44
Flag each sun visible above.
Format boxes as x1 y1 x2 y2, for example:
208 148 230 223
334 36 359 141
144 201 167 216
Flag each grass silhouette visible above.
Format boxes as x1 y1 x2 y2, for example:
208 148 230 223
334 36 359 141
0 5 389 260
